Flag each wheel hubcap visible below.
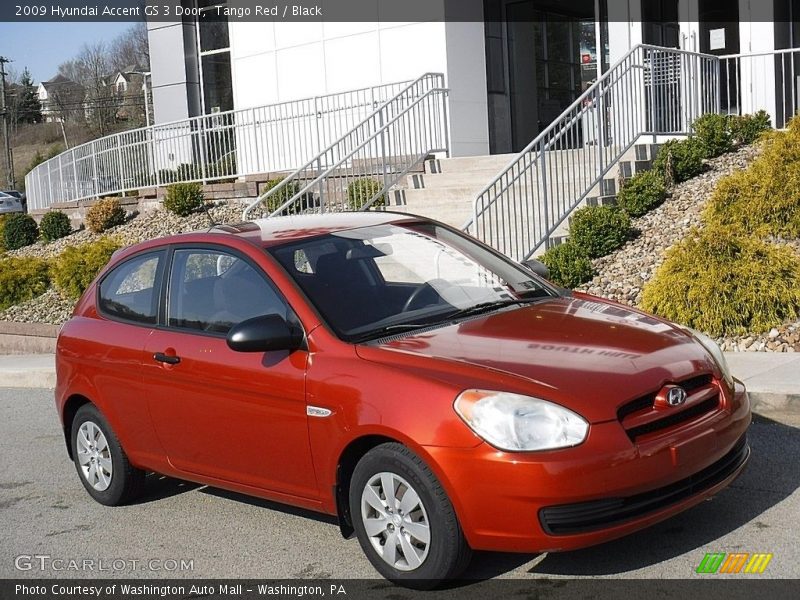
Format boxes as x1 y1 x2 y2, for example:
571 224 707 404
76 421 112 491
360 472 430 571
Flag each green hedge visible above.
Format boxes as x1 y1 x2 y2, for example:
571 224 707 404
652 138 705 185
2 213 39 250
539 241 594 288
641 226 800 336
0 257 50 310
164 183 204 217
703 117 800 238
616 170 667 217
347 178 386 209
569 205 631 259
52 237 122 299
39 211 72 242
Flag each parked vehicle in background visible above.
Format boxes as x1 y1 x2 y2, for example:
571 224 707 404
55 212 751 587
0 191 24 215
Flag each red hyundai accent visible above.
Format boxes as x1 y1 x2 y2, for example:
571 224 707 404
56 212 750 586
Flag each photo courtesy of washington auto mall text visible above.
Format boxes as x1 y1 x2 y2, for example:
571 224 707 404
1 0 800 599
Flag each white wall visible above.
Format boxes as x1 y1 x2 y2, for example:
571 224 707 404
228 17 489 157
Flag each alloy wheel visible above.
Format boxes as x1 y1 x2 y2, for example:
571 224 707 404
360 472 431 571
76 421 113 491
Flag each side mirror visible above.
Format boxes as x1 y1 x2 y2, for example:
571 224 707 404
226 314 303 353
522 259 550 279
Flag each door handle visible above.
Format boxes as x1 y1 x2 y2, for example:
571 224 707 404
153 352 181 365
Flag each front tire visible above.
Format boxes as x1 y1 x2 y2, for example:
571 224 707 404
70 404 145 506
349 443 472 588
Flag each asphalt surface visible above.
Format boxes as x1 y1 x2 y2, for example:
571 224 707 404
0 388 798 581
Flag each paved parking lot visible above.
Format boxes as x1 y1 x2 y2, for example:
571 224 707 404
0 388 798 581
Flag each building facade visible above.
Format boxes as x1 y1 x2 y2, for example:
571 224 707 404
148 0 799 160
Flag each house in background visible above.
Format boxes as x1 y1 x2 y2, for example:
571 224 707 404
37 75 85 123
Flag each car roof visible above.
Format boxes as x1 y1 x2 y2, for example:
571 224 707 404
111 212 427 261
211 212 423 247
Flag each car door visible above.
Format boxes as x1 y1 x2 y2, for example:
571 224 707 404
83 250 167 464
141 245 317 499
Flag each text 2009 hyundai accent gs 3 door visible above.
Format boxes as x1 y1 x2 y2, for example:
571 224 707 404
55 213 751 587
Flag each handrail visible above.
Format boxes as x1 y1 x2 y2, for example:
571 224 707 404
24 77 425 211
465 44 720 261
242 73 449 220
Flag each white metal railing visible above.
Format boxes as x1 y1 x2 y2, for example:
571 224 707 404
719 48 800 128
465 45 720 261
24 78 425 211
242 73 448 220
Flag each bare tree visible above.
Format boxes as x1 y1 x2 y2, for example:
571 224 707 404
67 42 118 136
110 23 150 71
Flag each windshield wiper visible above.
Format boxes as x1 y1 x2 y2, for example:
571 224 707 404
443 298 538 321
350 322 434 343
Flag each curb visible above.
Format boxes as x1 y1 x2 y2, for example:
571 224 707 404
748 391 800 413
0 370 56 389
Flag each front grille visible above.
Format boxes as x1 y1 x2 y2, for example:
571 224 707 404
617 374 718 441
539 435 749 536
617 374 712 421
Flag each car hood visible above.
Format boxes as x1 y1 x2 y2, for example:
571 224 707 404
355 295 719 423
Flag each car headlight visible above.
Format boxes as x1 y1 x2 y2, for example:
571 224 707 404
454 390 589 452
682 327 733 386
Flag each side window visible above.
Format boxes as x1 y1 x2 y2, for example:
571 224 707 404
168 249 288 334
98 253 163 324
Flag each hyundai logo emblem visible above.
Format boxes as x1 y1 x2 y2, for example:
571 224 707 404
654 385 688 410
667 387 687 406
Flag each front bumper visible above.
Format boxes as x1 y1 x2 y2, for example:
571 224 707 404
424 380 751 553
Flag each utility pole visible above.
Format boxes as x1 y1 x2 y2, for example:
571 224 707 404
0 56 15 189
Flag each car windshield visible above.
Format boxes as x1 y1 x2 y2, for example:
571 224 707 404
269 222 556 342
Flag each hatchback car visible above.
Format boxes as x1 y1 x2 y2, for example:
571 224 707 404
56 212 750 586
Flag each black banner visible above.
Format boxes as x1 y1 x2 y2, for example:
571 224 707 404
3 579 800 600
0 1 774 23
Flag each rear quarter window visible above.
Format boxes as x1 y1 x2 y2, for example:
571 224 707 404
98 252 164 325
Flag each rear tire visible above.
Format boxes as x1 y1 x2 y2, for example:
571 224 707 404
349 442 472 588
70 404 145 506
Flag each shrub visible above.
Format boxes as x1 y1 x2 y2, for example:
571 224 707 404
0 215 8 251
2 213 39 250
539 242 594 288
729 110 771 145
0 257 50 310
692 113 733 158
703 120 800 237
616 169 667 217
347 178 386 209
262 178 302 214
652 138 705 185
164 182 205 217
568 205 631 258
641 227 800 337
85 197 126 233
39 211 72 242
51 237 122 299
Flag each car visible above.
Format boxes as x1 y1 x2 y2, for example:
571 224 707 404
55 212 751 587
0 191 24 215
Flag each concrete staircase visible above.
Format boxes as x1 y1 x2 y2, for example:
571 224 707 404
390 142 661 251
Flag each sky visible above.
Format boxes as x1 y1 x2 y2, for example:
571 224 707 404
0 21 134 84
